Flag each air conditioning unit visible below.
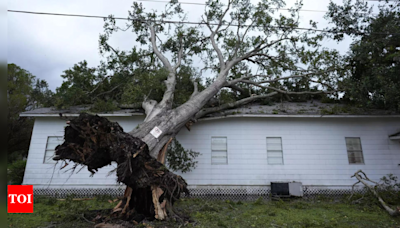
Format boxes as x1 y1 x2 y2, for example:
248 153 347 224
271 182 303 197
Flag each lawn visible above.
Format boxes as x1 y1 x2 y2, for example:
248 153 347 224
8 196 400 228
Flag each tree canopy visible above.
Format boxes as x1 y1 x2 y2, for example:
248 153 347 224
7 63 53 162
326 0 400 111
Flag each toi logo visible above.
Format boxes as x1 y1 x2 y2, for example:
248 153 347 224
8 185 34 213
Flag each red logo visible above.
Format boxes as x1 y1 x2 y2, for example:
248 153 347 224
8 185 34 213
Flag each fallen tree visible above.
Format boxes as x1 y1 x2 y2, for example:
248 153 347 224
53 0 344 223
350 170 400 217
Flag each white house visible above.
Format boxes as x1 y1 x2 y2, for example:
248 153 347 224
20 101 400 194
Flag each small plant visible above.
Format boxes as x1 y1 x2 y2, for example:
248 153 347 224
167 139 200 173
272 109 279 114
253 197 264 205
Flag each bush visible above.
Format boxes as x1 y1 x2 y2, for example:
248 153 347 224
7 160 26 184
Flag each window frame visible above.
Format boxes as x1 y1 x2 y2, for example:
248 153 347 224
345 137 365 165
211 136 228 165
266 137 284 165
44 136 63 164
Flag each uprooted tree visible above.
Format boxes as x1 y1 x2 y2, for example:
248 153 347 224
54 0 344 222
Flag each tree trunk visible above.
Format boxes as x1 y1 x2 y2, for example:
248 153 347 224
54 113 189 222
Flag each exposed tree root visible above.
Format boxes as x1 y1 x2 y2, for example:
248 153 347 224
351 170 400 217
54 113 189 223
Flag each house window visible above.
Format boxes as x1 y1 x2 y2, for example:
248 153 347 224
267 137 283 165
44 136 63 164
211 137 227 164
345 137 364 164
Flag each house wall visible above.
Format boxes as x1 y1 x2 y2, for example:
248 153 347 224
23 116 400 189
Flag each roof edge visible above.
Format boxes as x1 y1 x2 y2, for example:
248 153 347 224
198 114 400 121
20 113 144 117
20 113 400 119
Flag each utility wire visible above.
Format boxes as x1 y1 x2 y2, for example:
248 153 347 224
136 0 329 12
8 10 399 35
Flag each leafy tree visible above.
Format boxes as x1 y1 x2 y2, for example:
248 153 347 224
7 63 53 162
326 0 400 111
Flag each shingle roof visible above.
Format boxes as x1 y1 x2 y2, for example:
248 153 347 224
20 101 399 118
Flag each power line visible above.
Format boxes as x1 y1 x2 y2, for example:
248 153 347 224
136 0 329 13
8 10 399 35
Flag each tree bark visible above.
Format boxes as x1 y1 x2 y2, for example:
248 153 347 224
54 113 189 222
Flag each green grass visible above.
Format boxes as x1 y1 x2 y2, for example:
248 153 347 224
8 196 400 228
171 198 400 228
8 195 118 228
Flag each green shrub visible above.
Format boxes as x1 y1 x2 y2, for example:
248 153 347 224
7 160 26 184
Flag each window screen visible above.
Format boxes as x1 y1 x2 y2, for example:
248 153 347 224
44 136 63 164
345 137 364 164
211 137 227 164
267 137 283 164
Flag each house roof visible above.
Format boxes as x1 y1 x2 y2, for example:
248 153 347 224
20 101 400 118
19 106 144 117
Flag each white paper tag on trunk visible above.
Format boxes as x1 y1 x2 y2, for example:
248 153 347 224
150 126 162 138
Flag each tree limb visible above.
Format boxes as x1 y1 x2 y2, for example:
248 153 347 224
174 37 184 71
149 25 173 71
202 0 231 71
87 75 112 95
146 24 177 117
227 69 334 86
225 83 245 94
351 170 400 217
195 92 278 119
190 80 199 99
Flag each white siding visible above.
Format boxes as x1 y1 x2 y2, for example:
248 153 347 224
23 116 400 188
175 117 400 187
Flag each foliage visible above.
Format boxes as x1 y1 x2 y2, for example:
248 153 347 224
326 0 400 111
54 61 107 109
348 174 400 209
121 65 204 107
379 174 400 205
9 197 400 228
7 160 26 184
167 138 200 173
54 60 204 110
7 63 53 163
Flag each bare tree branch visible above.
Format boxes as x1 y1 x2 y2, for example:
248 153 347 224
225 83 245 94
242 82 336 95
87 75 112 95
190 80 199 99
149 25 173 71
227 68 337 87
174 37 184 71
95 84 121 98
195 92 278 119
202 0 231 71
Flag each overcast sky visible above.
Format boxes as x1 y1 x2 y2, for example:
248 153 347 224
7 0 377 91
